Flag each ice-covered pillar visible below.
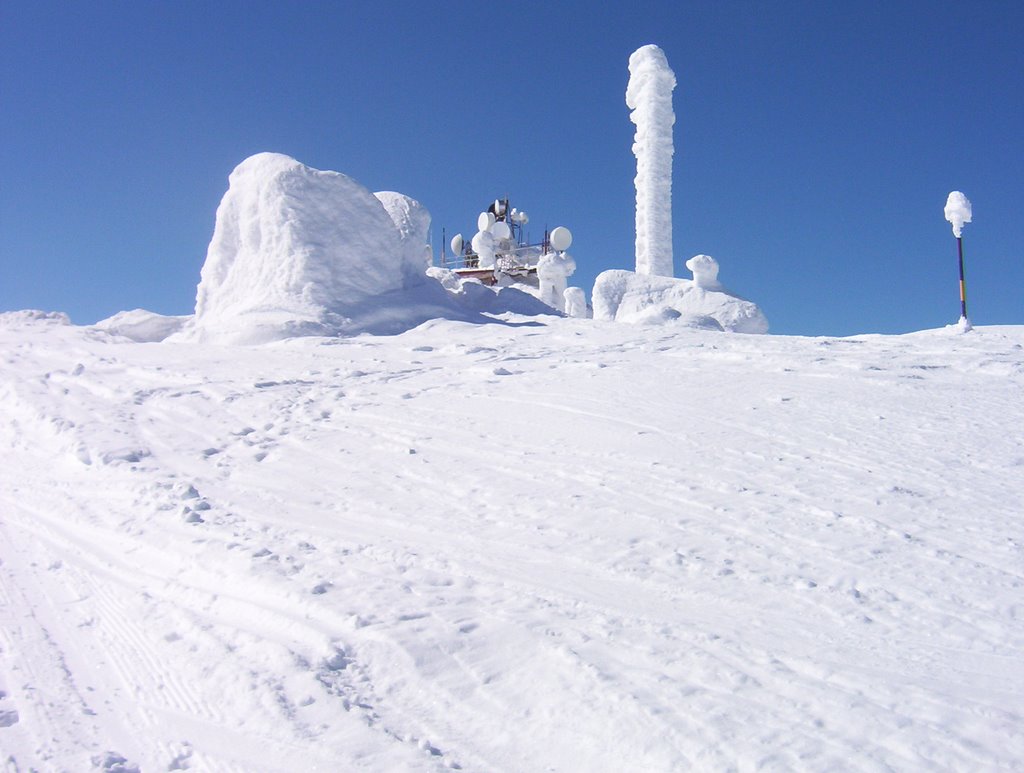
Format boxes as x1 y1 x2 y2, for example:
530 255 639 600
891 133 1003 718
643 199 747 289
626 44 676 277
537 251 576 313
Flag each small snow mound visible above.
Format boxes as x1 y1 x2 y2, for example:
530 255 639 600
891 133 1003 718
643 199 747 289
423 267 553 318
91 751 140 773
944 191 972 238
93 309 190 342
946 316 973 334
592 269 767 333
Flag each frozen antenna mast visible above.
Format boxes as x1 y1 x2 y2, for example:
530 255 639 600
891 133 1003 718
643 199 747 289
627 44 676 277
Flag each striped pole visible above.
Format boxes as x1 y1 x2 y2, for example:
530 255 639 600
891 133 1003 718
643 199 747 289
957 235 967 319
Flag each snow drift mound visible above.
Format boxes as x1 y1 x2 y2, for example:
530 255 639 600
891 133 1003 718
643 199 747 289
177 153 430 344
0 310 70 328
93 309 190 342
593 258 768 333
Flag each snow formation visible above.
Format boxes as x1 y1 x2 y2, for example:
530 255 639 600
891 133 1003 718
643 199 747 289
563 286 589 318
944 190 972 238
536 251 576 313
685 254 722 290
593 255 768 333
178 153 428 344
92 308 190 342
470 229 496 269
373 191 432 288
627 44 676 277
2 310 1022 771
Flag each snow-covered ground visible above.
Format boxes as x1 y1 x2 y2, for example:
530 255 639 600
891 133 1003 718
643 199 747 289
1 310 1022 772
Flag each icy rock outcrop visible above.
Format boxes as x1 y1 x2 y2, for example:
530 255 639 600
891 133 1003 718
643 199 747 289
592 264 768 333
627 44 676 278
181 152 425 344
374 191 431 287
537 252 576 313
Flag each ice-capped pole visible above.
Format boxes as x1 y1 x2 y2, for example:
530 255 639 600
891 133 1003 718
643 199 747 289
627 44 676 278
944 191 973 330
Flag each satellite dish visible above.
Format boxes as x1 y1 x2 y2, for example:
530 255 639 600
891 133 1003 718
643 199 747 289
494 199 505 216
549 226 573 251
491 221 511 240
478 211 495 232
450 233 464 255
518 211 529 224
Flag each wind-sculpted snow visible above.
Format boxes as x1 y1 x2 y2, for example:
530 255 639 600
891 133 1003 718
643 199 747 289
1 312 1023 771
593 268 769 333
92 308 190 342
627 44 676 278
178 153 428 344
374 191 432 288
537 251 577 313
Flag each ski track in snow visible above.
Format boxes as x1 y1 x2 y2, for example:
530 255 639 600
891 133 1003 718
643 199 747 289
1 315 1023 771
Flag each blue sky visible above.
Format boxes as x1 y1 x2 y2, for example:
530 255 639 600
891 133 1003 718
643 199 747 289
2 0 1021 335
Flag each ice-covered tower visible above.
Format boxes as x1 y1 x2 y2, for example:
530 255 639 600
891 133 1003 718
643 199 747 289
626 44 676 277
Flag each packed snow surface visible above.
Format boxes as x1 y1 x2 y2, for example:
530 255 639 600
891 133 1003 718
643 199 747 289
593 268 769 333
2 310 1023 772
944 190 973 238
627 44 677 278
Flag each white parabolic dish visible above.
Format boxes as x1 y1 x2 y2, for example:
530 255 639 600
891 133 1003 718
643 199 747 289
549 226 572 252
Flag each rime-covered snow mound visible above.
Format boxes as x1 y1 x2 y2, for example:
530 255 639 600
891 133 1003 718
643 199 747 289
176 153 430 344
593 264 768 333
